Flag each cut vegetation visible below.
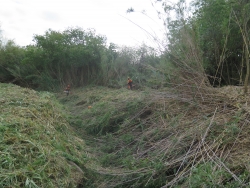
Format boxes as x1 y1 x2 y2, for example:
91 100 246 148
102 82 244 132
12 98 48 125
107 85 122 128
57 85 250 187
0 83 88 188
2 82 250 187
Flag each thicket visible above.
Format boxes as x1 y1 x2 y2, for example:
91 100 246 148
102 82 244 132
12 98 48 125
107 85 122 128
0 0 249 92
0 27 162 91
162 0 250 90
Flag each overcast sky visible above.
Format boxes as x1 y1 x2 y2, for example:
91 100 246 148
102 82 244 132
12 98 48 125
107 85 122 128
0 0 168 48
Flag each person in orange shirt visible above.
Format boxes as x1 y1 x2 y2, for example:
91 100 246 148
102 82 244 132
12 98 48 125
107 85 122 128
127 77 133 90
64 84 70 96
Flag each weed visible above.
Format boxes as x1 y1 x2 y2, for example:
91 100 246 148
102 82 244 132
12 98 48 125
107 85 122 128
121 134 134 144
100 153 119 167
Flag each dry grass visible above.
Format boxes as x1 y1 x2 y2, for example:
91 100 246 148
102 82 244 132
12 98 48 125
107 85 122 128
57 83 250 187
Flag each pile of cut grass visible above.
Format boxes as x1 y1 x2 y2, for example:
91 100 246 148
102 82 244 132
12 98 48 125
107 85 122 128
0 83 88 187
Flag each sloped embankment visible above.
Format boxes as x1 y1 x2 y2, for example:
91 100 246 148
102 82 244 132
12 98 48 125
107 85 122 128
0 83 88 187
58 85 250 187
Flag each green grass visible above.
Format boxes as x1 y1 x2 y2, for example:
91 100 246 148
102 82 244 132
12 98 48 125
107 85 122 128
0 83 88 187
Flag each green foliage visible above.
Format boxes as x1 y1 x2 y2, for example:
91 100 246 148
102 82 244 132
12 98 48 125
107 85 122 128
23 28 106 90
100 153 120 167
121 133 134 144
100 43 163 89
0 41 25 84
189 162 227 187
192 0 239 85
0 27 110 90
187 162 250 188
158 0 250 87
0 26 164 91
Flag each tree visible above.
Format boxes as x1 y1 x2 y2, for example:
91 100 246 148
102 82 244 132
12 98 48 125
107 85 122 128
0 40 25 84
231 0 250 94
191 0 234 86
22 27 107 90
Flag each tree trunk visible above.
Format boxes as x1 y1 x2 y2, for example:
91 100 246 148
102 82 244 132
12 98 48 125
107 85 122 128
244 51 249 94
243 21 250 94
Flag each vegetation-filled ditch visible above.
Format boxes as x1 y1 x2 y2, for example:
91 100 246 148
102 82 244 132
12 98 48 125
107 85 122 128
56 85 250 187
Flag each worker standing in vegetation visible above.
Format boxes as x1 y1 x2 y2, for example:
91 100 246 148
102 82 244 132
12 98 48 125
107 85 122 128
127 77 133 90
64 84 70 96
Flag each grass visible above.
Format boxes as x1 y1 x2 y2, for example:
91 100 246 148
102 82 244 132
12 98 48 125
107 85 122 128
3 83 250 187
0 83 88 187
57 85 250 187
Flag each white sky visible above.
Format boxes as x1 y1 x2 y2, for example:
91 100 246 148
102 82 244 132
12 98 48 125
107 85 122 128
0 0 167 48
